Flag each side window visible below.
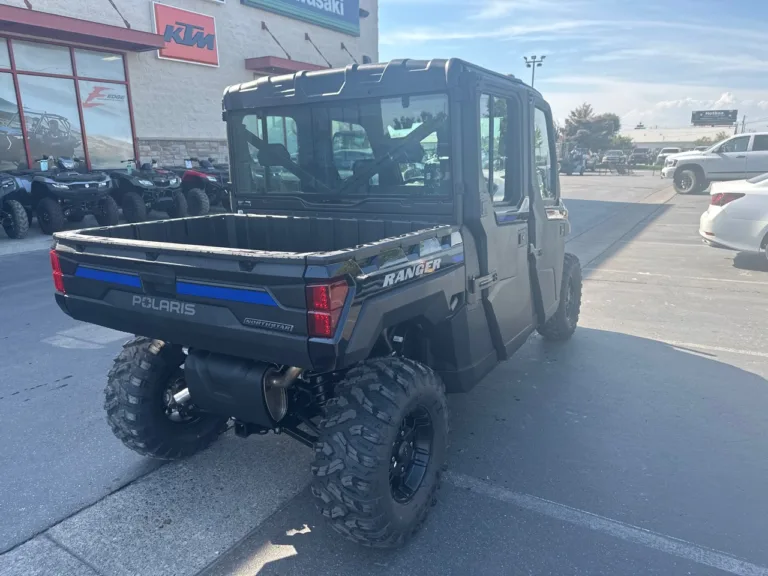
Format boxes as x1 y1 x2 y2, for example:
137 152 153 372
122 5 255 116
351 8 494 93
752 135 768 152
331 121 372 180
721 135 749 153
534 107 555 199
479 94 510 205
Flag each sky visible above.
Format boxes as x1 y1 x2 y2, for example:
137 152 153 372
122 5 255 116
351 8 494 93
378 0 768 130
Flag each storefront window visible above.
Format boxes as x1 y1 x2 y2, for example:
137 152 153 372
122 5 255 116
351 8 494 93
79 80 133 168
75 49 125 82
0 72 25 169
12 40 72 75
17 75 84 162
0 39 9 69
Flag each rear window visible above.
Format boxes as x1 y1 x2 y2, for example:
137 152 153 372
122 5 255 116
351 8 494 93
230 93 452 198
661 148 680 153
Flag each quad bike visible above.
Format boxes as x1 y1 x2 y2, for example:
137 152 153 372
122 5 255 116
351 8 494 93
168 157 232 216
0 173 31 239
108 160 187 222
21 156 116 235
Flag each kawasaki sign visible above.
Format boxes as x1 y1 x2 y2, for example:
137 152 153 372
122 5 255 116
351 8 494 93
241 0 359 36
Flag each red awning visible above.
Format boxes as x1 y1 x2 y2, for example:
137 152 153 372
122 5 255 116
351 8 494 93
0 5 165 52
245 56 326 75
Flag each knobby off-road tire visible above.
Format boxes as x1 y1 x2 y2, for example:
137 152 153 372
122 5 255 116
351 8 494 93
105 337 228 460
166 190 188 219
537 252 582 341
311 356 449 548
36 197 65 235
2 199 29 239
121 190 147 223
95 195 120 226
186 188 210 216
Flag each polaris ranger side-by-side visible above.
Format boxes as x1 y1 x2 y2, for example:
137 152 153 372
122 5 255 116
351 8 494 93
50 59 582 548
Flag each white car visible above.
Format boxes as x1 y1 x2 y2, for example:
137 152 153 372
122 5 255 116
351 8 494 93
699 173 768 258
656 147 681 165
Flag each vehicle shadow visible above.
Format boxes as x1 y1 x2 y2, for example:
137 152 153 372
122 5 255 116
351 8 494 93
732 251 768 272
199 327 768 576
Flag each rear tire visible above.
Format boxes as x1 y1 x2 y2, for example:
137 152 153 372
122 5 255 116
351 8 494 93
537 252 582 341
2 199 29 239
166 190 188 219
121 191 147 223
105 337 228 460
186 188 210 216
95 195 120 226
311 357 448 548
36 197 65 235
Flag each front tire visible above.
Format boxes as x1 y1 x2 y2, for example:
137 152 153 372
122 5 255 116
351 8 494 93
2 199 29 239
121 191 147 223
95 195 120 226
105 337 228 460
537 252 582 341
36 197 65 235
674 167 706 194
166 190 188 219
311 357 448 548
186 188 210 216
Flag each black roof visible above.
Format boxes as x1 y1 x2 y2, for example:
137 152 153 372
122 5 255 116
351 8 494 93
222 58 535 111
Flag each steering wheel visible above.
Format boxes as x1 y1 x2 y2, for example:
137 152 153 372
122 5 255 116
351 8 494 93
402 176 425 185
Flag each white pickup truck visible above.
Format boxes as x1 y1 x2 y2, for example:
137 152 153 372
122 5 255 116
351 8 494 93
662 132 768 194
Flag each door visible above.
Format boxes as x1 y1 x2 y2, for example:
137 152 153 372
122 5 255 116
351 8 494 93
712 135 750 179
746 134 768 176
477 92 535 357
529 99 565 321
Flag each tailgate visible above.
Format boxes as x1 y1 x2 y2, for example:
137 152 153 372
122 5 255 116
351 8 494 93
52 240 316 368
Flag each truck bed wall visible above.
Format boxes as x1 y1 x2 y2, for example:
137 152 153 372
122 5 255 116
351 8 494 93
80 214 440 253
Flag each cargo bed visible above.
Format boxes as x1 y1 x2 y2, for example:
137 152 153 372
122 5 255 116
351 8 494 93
52 213 456 370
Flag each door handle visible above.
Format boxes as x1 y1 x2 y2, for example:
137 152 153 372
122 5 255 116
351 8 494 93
736 155 746 158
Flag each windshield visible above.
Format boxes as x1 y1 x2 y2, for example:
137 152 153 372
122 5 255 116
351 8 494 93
660 148 680 153
231 93 451 198
606 150 622 155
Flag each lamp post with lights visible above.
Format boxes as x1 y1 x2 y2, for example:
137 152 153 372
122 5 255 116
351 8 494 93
523 55 546 88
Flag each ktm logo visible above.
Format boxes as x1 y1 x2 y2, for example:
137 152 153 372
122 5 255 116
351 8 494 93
82 86 126 108
164 22 215 50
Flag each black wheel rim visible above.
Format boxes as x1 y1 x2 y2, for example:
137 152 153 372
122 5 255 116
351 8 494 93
390 405 433 504
677 172 693 192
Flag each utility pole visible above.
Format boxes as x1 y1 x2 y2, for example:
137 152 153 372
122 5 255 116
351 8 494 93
742 115 746 134
523 55 546 88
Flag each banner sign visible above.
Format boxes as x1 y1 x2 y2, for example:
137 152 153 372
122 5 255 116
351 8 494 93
691 110 738 126
152 3 219 66
241 0 360 36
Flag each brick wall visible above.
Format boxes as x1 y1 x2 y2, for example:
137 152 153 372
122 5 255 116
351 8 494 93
138 139 229 167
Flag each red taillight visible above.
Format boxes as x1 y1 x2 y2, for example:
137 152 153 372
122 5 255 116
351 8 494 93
50 249 65 293
306 280 348 338
711 192 745 206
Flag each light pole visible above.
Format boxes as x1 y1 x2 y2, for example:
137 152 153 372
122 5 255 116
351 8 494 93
523 55 546 88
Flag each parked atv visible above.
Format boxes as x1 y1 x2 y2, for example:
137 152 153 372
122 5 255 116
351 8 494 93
109 160 188 223
0 173 31 239
168 157 232 216
25 156 117 235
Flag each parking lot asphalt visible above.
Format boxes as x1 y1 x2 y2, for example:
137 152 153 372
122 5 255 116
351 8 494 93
2 172 767 575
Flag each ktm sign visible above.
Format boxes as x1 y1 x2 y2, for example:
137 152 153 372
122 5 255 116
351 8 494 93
152 3 218 66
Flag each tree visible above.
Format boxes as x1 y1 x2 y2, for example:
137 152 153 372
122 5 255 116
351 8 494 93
611 134 633 150
563 103 622 152
714 130 730 142
694 136 713 146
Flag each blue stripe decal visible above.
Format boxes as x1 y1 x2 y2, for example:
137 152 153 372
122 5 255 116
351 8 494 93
75 266 142 288
176 282 278 307
451 254 465 263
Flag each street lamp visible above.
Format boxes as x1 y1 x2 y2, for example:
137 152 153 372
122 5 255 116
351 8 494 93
523 55 546 88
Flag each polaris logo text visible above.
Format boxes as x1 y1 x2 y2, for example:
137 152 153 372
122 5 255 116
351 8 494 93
382 258 442 287
132 295 196 316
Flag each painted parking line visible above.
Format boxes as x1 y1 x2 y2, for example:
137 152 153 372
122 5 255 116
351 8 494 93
42 324 127 349
446 472 768 576
584 268 768 286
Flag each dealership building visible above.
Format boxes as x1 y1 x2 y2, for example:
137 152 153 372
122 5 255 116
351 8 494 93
0 0 378 170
